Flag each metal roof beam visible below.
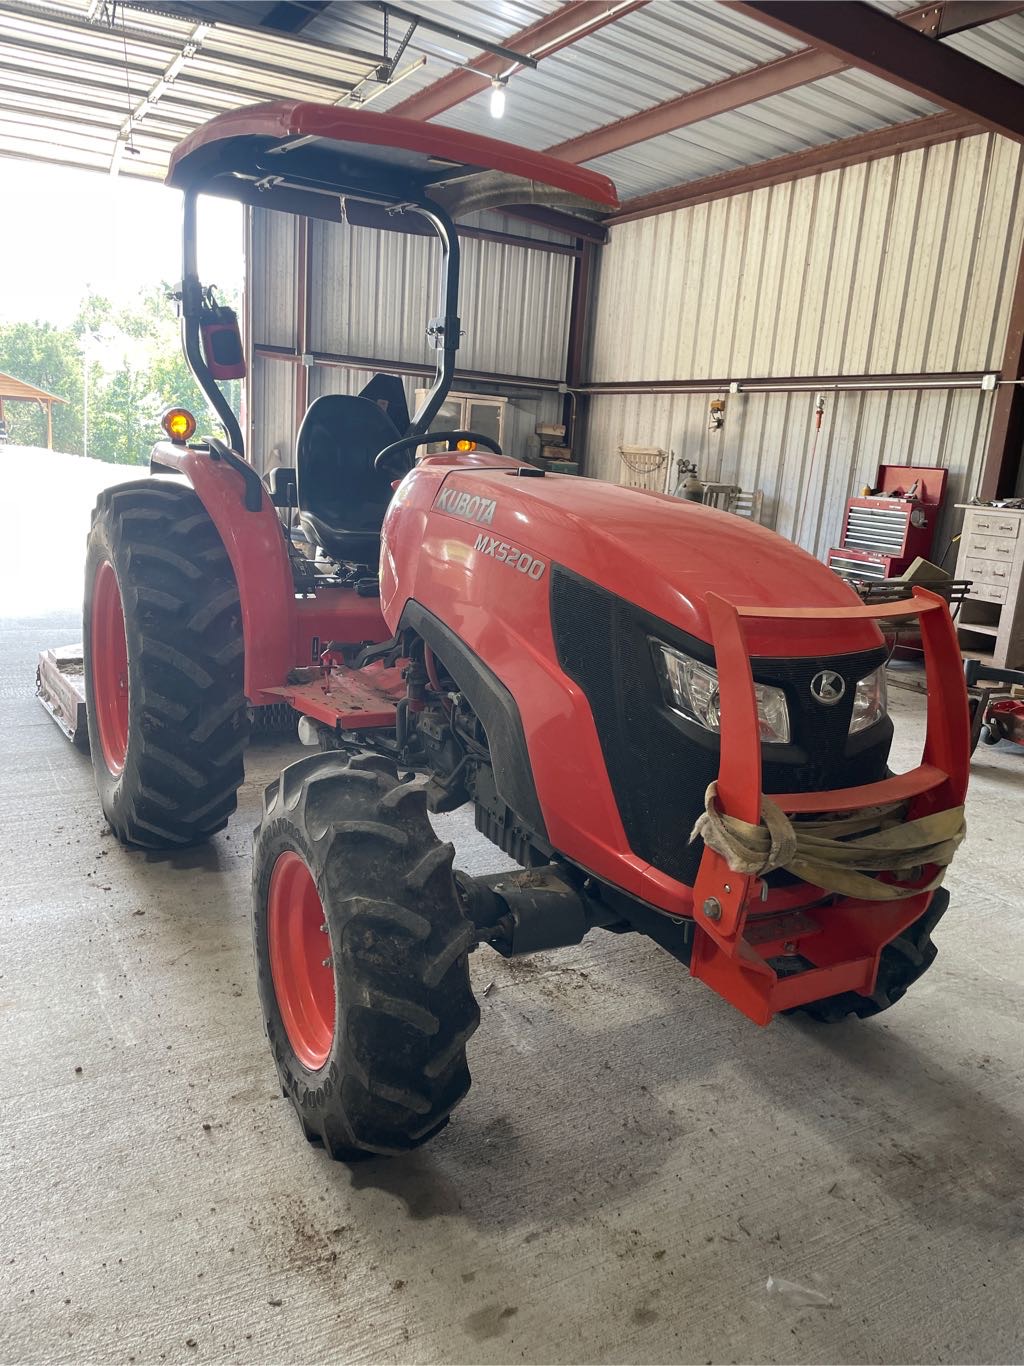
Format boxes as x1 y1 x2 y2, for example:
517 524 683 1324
110 21 209 175
609 110 977 223
371 2 539 69
902 1 1024 38
390 0 648 122
732 1 1024 144
545 0 1017 164
547 47 843 162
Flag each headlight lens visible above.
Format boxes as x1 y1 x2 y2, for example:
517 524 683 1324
849 665 887 734
652 642 791 743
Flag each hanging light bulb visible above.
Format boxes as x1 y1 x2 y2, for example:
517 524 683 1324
490 78 506 119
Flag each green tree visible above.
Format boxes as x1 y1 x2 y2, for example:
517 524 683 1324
0 283 242 463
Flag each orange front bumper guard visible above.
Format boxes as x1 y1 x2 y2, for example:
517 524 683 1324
690 588 971 1025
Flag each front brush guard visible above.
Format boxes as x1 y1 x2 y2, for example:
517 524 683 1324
690 588 970 1025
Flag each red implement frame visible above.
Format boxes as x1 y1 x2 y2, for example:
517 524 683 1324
690 587 970 1025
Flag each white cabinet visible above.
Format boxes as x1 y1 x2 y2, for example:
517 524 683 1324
954 505 1024 669
414 390 507 452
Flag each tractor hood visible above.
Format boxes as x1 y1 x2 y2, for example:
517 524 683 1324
418 460 883 658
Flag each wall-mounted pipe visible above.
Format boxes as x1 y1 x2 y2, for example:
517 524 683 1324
571 370 998 397
252 342 563 393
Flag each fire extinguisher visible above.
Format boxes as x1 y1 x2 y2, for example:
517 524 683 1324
200 287 246 381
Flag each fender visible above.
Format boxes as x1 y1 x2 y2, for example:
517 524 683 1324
149 439 294 702
398 600 547 837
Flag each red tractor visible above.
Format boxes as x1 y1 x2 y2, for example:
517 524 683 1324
82 102 970 1161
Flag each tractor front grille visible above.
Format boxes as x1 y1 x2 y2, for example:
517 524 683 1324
550 567 891 888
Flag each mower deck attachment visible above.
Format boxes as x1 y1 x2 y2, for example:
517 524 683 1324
36 645 88 751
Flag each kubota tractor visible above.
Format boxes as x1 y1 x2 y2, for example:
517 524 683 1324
82 102 970 1161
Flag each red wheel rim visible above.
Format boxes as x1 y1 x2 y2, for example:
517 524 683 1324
268 852 335 1071
91 560 130 776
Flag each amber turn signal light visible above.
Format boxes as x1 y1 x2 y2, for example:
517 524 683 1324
161 407 197 443
455 438 477 452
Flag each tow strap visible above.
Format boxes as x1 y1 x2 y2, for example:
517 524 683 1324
691 783 966 902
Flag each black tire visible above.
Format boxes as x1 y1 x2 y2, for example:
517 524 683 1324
788 888 949 1023
252 751 481 1159
83 479 248 848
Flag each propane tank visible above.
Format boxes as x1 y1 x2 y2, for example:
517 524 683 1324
673 458 704 502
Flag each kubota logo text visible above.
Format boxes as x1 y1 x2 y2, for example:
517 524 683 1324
434 486 497 525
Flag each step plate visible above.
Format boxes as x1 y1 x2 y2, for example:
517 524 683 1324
266 662 405 730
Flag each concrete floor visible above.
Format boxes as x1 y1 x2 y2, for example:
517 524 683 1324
2 541 1024 1362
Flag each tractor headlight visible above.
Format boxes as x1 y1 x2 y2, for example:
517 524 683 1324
652 642 791 743
849 665 887 734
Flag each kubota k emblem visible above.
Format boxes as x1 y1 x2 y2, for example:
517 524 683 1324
810 670 846 705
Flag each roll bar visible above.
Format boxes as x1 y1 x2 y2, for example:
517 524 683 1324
169 103 618 458
181 189 245 455
180 187 462 454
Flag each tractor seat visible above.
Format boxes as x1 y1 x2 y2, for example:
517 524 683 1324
295 394 401 565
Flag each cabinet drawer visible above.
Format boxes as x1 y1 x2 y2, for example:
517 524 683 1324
968 513 1020 540
965 555 1012 584
968 581 1007 605
964 533 1017 561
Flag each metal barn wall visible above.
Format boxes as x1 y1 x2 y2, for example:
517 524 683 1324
584 132 1024 556
247 207 574 472
308 218 573 379
307 364 564 463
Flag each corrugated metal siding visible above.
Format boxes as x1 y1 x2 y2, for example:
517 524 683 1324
250 354 297 474
306 218 572 378
873 0 1024 73
0 0 385 179
947 14 1024 87
431 3 800 151
250 210 299 351
588 70 938 200
249 205 572 466
585 386 995 558
308 362 563 464
590 133 1024 381
584 131 1024 556
303 0 563 117
299 1 1023 201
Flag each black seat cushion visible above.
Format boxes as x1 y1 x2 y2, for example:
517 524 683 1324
295 394 401 564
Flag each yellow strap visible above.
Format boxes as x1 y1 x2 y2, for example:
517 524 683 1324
691 784 966 902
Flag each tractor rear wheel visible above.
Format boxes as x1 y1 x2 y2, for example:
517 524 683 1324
84 479 248 848
790 888 949 1023
252 752 480 1159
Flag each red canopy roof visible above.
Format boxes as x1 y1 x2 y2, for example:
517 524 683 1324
167 99 618 213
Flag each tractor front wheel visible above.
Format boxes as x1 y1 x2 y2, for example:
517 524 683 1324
790 888 949 1023
252 752 480 1159
84 479 248 848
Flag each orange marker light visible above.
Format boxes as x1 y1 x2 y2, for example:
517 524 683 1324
161 407 197 443
455 439 477 452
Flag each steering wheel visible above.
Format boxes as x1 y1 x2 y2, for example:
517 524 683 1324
374 430 502 473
